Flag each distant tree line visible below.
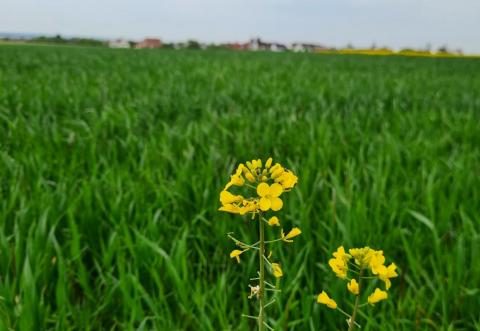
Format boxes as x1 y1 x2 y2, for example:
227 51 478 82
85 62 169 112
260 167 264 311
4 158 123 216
27 35 106 47
0 34 466 55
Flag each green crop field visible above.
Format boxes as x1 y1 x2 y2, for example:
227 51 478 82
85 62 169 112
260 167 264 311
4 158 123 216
0 45 479 330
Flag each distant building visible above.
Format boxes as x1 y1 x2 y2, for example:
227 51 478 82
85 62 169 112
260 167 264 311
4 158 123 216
108 39 131 49
135 38 162 49
222 42 249 51
291 43 328 53
270 43 288 52
248 38 287 52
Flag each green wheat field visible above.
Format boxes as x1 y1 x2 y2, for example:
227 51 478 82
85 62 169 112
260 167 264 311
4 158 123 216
0 45 479 330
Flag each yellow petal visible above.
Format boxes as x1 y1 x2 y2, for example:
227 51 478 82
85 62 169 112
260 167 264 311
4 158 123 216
384 278 392 290
219 204 241 214
259 197 271 211
235 164 245 176
386 263 398 278
317 291 337 309
347 279 359 295
285 227 301 240
333 246 351 262
220 190 243 205
265 157 273 168
225 174 244 190
245 172 256 183
256 183 270 197
270 197 283 211
269 163 281 174
328 258 348 279
269 183 283 197
368 288 388 305
278 171 298 190
272 263 283 278
230 250 244 263
268 216 280 226
230 250 243 258
270 167 284 179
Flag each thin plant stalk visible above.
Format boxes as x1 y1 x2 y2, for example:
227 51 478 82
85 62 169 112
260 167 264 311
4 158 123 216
258 212 266 331
348 268 363 331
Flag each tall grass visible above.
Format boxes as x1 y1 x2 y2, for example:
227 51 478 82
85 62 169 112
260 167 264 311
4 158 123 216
0 45 479 330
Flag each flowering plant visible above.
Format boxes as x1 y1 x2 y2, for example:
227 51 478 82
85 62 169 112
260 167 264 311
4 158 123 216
219 158 300 331
317 246 398 330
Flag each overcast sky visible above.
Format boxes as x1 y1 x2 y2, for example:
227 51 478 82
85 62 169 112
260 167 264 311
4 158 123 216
2 0 480 53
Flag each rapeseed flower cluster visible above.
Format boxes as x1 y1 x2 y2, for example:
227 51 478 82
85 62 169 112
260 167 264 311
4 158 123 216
318 246 398 330
219 158 297 215
219 158 300 331
327 246 398 290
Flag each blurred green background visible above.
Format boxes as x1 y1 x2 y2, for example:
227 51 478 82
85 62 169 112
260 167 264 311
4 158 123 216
0 45 479 330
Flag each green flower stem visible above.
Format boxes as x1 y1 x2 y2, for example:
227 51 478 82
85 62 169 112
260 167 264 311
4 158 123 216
262 254 273 268
265 288 281 292
348 268 364 331
263 321 274 331
264 280 276 288
264 238 283 244
227 233 260 249
336 308 361 329
258 212 266 331
264 299 276 308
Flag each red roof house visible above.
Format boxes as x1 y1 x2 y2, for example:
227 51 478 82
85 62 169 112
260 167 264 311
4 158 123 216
135 38 162 49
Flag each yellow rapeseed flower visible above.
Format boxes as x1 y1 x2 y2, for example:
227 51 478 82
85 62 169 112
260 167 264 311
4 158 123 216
220 158 297 216
268 216 280 226
256 183 283 211
224 165 245 190
347 279 359 295
319 246 397 328
265 157 273 169
219 199 259 215
270 166 285 179
244 170 256 183
230 249 246 263
218 203 241 214
281 227 302 243
349 247 375 268
328 257 348 279
275 170 298 190
376 263 398 290
247 159 262 172
220 190 243 205
268 163 282 174
272 263 283 278
333 246 351 263
369 250 386 274
239 199 259 215
368 288 388 305
317 291 337 309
